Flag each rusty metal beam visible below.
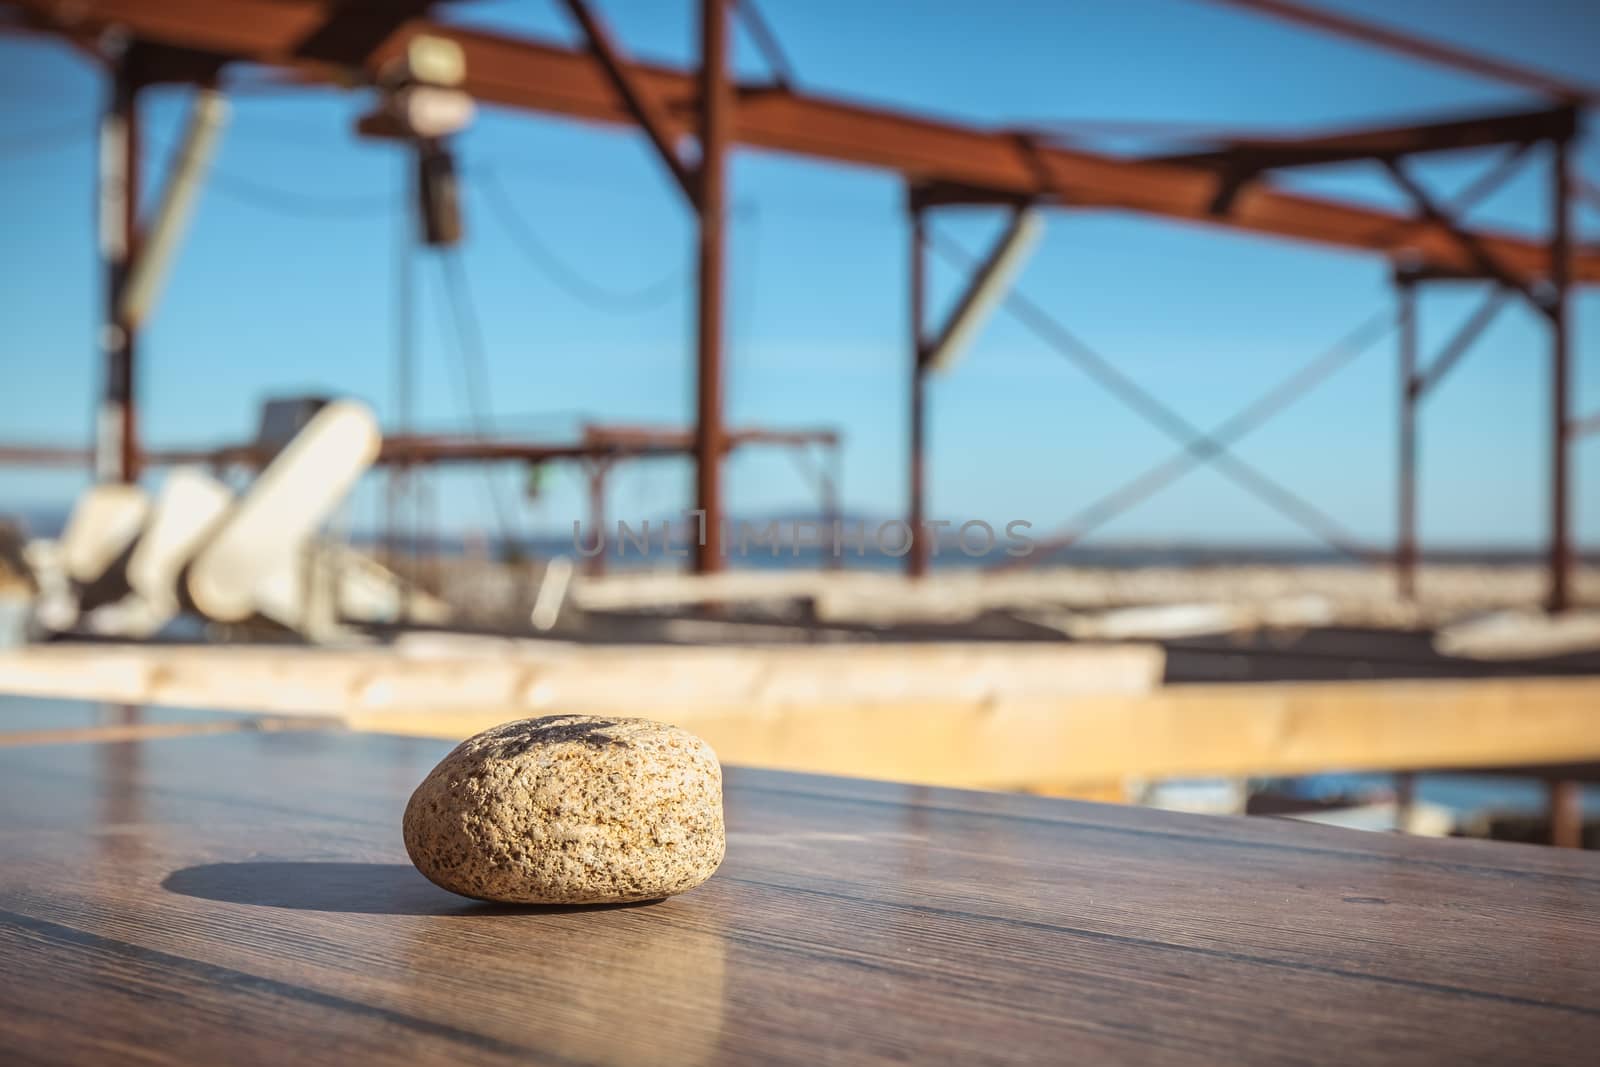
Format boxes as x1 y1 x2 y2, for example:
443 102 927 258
292 0 431 65
376 427 835 467
692 0 730 576
0 428 840 471
1197 0 1600 104
907 202 929 579
1547 137 1573 613
558 0 697 204
1395 277 1417 600
910 180 1038 211
583 425 838 450
8 0 1595 284
1383 159 1541 310
1156 106 1577 171
1571 412 1600 440
1157 107 1576 219
0 444 91 467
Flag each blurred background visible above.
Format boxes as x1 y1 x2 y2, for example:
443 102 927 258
0 0 1597 845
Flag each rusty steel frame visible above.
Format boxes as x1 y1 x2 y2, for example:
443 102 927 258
1383 159 1542 310
906 193 1051 576
963 104 1582 595
558 0 695 204
557 0 731 574
1548 135 1573 612
6 0 1593 281
0 424 840 582
693 0 731 575
1152 105 1578 222
0 427 841 472
1386 126 1578 608
1392 278 1511 600
1 0 1592 598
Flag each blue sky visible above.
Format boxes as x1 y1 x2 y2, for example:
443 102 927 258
1 0 1596 550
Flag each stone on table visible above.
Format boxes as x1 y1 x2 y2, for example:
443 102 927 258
403 714 725 904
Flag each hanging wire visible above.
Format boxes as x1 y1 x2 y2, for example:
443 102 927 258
204 166 396 218
120 119 399 219
926 227 1380 561
435 248 520 553
389 162 419 589
0 117 92 160
476 166 685 313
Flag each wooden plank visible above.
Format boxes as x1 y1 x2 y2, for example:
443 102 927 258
1 646 1596 788
10 0 1597 283
0 641 1164 715
334 675 1600 789
0 731 1596 1064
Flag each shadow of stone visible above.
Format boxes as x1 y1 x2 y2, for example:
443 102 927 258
162 861 665 916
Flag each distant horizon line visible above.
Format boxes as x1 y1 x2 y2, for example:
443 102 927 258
3 500 1597 558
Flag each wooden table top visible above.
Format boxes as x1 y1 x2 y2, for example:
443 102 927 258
1 707 1598 1064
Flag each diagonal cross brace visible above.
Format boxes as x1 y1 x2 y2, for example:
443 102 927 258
1407 285 1509 400
929 228 1384 563
923 205 1045 373
1383 158 1544 314
560 0 699 206
997 308 1394 566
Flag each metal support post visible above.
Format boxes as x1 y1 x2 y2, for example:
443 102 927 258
98 59 140 483
1546 136 1572 613
1548 779 1582 848
693 0 730 574
908 202 929 578
585 459 610 578
1396 275 1418 600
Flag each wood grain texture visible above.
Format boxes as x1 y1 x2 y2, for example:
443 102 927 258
5 645 1600 789
0 706 1597 1064
0 696 342 747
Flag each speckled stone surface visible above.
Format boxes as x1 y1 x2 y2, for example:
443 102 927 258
403 715 725 904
